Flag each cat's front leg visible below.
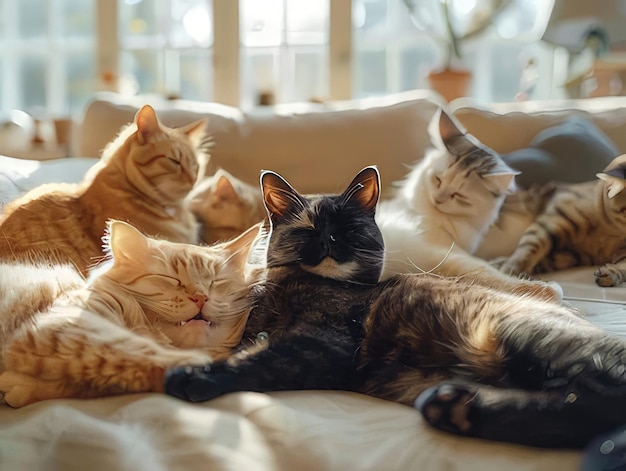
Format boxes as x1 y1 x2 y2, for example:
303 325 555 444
498 222 553 276
594 251 626 287
164 335 358 402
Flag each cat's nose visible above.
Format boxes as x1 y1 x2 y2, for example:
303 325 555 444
190 294 208 309
320 234 336 253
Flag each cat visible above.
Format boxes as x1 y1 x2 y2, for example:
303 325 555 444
0 219 266 408
0 104 209 275
474 182 552 261
163 165 626 449
188 168 266 244
494 153 626 287
375 109 561 302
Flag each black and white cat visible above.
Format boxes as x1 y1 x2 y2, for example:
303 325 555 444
164 166 626 449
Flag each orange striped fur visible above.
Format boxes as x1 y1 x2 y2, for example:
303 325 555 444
0 105 209 275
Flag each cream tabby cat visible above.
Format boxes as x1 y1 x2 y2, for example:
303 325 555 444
376 109 561 301
0 219 266 408
0 105 208 275
189 168 266 244
496 154 626 287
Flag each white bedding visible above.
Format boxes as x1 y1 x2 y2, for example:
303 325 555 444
1 155 624 471
0 391 582 471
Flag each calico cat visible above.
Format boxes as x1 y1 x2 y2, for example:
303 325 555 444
495 154 626 287
376 109 561 302
164 166 626 449
0 219 266 408
188 168 266 244
0 105 209 275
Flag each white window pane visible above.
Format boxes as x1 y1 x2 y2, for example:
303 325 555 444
61 0 95 38
354 49 387 95
66 54 97 114
399 47 438 91
241 0 284 47
170 0 213 48
120 0 164 41
18 0 48 39
121 49 162 94
19 57 46 111
286 0 328 44
180 49 213 101
495 0 554 40
241 49 279 107
293 49 328 101
353 0 387 32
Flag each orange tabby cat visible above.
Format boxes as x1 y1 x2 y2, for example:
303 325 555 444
189 168 266 244
0 105 209 275
0 219 266 408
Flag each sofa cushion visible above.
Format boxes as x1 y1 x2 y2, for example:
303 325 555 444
451 96 626 155
0 155 98 213
501 117 620 188
78 91 445 196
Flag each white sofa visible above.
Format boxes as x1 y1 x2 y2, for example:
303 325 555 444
2 90 626 471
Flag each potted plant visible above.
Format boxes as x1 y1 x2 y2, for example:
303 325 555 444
403 0 511 102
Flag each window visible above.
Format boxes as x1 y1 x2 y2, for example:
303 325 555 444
119 0 213 100
0 0 95 116
0 0 571 119
239 0 329 108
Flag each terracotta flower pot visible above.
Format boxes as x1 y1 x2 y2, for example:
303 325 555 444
427 67 472 103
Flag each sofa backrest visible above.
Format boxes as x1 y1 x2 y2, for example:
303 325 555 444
77 90 445 196
451 96 626 154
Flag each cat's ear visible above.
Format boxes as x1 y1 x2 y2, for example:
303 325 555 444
179 118 209 149
482 173 517 194
261 170 305 219
597 154 626 199
135 105 162 145
341 166 380 213
482 161 520 194
221 222 266 267
105 220 151 265
428 108 475 155
215 174 240 202
438 109 465 142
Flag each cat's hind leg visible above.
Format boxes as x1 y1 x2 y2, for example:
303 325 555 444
415 380 626 448
1 309 213 407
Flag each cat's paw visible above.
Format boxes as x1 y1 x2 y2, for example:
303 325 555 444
0 371 65 408
547 340 626 387
594 264 624 287
498 259 526 277
163 363 230 402
488 256 508 270
414 383 478 436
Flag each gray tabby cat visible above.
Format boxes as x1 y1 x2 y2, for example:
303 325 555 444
376 109 561 301
495 154 626 287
